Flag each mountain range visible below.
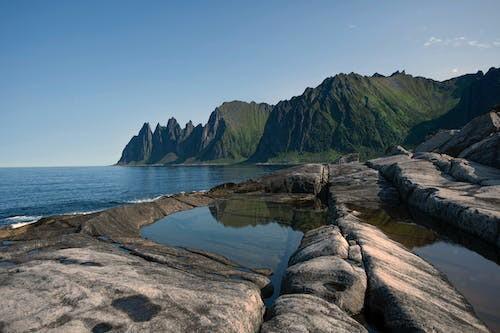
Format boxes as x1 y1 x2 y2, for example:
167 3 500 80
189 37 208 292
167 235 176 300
117 67 500 165
117 101 272 165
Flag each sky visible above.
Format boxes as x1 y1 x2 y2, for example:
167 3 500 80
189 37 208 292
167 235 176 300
0 0 499 167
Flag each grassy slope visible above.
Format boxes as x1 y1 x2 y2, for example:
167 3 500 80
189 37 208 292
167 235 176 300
251 72 461 161
197 101 271 162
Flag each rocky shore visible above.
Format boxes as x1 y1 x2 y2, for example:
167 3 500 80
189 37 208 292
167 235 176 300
1 113 499 332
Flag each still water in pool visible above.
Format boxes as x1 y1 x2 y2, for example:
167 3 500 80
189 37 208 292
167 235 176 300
141 194 326 307
351 203 500 333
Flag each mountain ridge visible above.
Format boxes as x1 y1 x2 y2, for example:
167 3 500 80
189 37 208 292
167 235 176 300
117 67 500 165
117 101 272 165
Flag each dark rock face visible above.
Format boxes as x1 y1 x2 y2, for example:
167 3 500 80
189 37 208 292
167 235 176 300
440 111 500 157
250 71 478 162
117 101 272 165
459 132 500 168
117 123 153 165
413 110 500 168
407 67 500 144
117 68 499 164
415 129 459 152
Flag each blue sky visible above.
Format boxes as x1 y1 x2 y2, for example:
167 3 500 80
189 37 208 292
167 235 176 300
1 0 499 167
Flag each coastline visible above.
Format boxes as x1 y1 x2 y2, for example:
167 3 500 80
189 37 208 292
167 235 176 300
1 157 498 332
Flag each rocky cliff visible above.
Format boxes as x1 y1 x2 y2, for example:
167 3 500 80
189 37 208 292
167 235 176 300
118 68 500 165
406 67 500 144
249 70 486 162
117 101 272 165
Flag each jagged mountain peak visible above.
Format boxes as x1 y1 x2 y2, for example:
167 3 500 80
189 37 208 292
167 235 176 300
118 100 272 165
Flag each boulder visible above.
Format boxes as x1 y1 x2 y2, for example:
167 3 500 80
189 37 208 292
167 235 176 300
459 132 500 169
256 164 328 195
261 294 367 333
282 255 367 315
439 111 500 157
288 225 349 266
415 129 459 152
385 145 411 156
336 153 360 164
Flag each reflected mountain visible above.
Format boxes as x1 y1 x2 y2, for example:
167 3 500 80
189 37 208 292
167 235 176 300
209 194 327 232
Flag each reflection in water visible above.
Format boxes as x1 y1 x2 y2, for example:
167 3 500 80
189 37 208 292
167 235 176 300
347 204 437 249
355 202 500 333
141 195 326 307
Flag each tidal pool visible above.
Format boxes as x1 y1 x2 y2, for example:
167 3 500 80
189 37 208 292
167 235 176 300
141 194 327 307
352 203 500 333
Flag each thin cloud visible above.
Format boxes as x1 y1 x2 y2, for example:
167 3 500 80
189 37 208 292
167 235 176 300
467 40 491 48
423 36 497 49
348 24 357 29
424 36 442 46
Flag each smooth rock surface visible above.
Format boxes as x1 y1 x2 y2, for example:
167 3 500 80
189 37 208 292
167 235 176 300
328 163 491 332
334 207 489 333
261 294 367 333
415 152 500 186
0 234 267 333
288 225 349 266
369 156 500 246
0 192 272 333
282 255 367 315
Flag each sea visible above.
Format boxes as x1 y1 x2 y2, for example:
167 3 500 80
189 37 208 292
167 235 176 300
0 165 284 228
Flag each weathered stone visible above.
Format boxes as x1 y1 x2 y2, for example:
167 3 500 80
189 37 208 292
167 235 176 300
370 156 500 246
415 129 459 152
328 163 490 332
439 111 500 157
348 244 362 264
288 225 349 266
282 255 367 315
385 145 411 156
0 234 267 333
256 164 328 195
459 132 500 169
0 192 214 242
336 153 360 164
416 153 500 186
261 294 367 333
0 192 273 333
333 207 489 333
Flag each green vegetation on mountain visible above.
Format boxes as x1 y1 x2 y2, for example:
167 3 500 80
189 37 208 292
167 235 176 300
405 67 500 144
117 101 271 165
117 67 499 165
250 71 473 162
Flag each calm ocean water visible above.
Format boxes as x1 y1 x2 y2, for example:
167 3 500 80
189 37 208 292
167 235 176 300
0 165 284 227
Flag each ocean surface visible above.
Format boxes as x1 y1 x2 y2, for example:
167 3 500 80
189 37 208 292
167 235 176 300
0 165 284 227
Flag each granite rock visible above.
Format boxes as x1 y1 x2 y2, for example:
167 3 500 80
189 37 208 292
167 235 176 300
261 294 367 333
